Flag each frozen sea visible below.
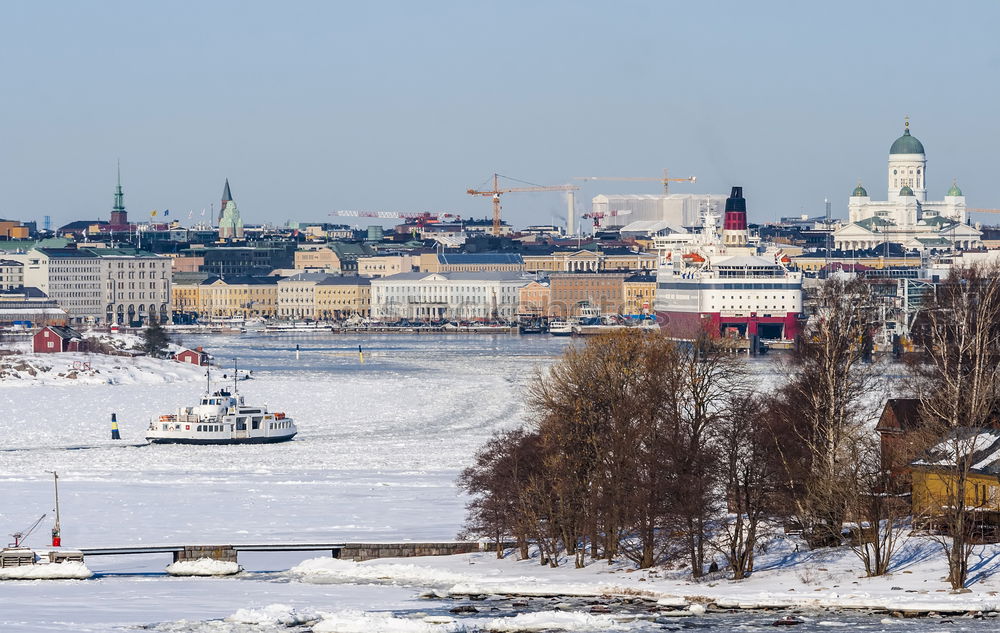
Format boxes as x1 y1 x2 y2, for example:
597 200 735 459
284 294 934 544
0 334 974 632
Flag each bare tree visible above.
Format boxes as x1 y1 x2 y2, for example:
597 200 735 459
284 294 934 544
666 335 746 577
772 276 885 548
909 265 1000 589
842 433 910 577
711 393 778 579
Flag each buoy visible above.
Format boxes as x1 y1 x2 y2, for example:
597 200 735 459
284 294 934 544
358 344 364 364
111 413 121 440
295 344 300 360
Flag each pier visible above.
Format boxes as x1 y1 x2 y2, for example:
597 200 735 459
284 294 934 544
78 540 490 567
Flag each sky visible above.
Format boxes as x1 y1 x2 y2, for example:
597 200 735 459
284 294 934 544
1 1 999 230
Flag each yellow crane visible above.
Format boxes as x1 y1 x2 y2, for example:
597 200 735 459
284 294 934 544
967 208 1000 214
574 168 697 194
467 174 579 237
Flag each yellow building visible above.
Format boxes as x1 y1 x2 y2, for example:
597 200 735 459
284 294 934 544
171 274 279 318
523 250 656 273
315 276 372 319
623 273 657 315
294 246 342 272
358 255 416 278
0 219 29 239
911 429 1000 530
790 255 923 272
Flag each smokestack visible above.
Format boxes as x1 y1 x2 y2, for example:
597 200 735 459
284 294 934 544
721 186 749 246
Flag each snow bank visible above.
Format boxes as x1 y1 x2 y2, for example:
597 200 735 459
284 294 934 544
482 611 649 632
0 561 92 580
166 558 242 576
313 610 465 633
0 350 204 386
289 557 481 587
226 603 318 626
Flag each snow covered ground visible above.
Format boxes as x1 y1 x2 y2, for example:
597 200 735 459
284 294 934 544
0 331 201 386
0 333 966 632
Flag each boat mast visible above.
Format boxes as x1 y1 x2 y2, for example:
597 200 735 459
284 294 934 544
233 358 238 394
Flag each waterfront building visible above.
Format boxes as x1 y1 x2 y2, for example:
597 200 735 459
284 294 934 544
517 280 550 317
276 271 328 320
548 273 628 318
0 287 67 326
199 276 279 319
623 273 657 316
833 120 982 251
315 276 371 319
370 271 531 321
13 248 103 323
94 247 172 325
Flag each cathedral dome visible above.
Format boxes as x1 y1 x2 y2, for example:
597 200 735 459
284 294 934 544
899 185 915 196
890 127 925 155
947 181 963 196
852 183 868 197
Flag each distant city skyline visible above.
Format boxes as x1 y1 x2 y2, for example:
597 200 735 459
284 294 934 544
1 1 998 229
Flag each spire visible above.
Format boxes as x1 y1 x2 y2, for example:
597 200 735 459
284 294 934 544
111 160 127 226
220 178 233 223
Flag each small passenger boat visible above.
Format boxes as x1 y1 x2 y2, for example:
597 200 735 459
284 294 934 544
146 367 296 445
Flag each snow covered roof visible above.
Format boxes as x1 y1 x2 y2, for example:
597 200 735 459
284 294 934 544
618 220 683 234
911 428 1000 475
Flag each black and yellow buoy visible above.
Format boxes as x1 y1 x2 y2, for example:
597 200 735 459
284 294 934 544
111 413 121 440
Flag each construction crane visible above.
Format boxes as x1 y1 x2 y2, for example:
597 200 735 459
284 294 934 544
582 209 633 229
466 174 579 237
329 210 462 227
967 208 1000 214
574 169 697 194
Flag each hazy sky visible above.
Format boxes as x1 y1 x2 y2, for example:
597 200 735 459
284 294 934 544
2 1 998 230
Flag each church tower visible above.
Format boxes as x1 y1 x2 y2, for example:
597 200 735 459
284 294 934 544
111 162 128 227
887 117 926 202
219 179 233 223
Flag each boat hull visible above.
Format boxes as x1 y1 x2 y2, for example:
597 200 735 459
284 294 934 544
146 432 297 445
655 309 803 340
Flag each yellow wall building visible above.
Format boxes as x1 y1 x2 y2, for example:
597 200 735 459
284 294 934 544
623 274 657 315
171 275 279 318
315 277 372 319
294 247 342 272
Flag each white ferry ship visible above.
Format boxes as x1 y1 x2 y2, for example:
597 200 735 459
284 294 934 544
146 374 296 445
652 187 805 341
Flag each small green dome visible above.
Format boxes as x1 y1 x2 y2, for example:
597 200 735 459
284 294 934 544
890 127 925 154
899 185 914 196
852 183 868 197
947 181 963 196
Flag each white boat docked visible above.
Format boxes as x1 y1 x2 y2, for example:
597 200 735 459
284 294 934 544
548 320 574 336
145 373 296 445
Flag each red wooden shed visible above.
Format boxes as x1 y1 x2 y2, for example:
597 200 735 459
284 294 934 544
33 326 86 353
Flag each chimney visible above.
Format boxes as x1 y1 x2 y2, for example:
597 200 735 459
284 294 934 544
722 186 749 246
